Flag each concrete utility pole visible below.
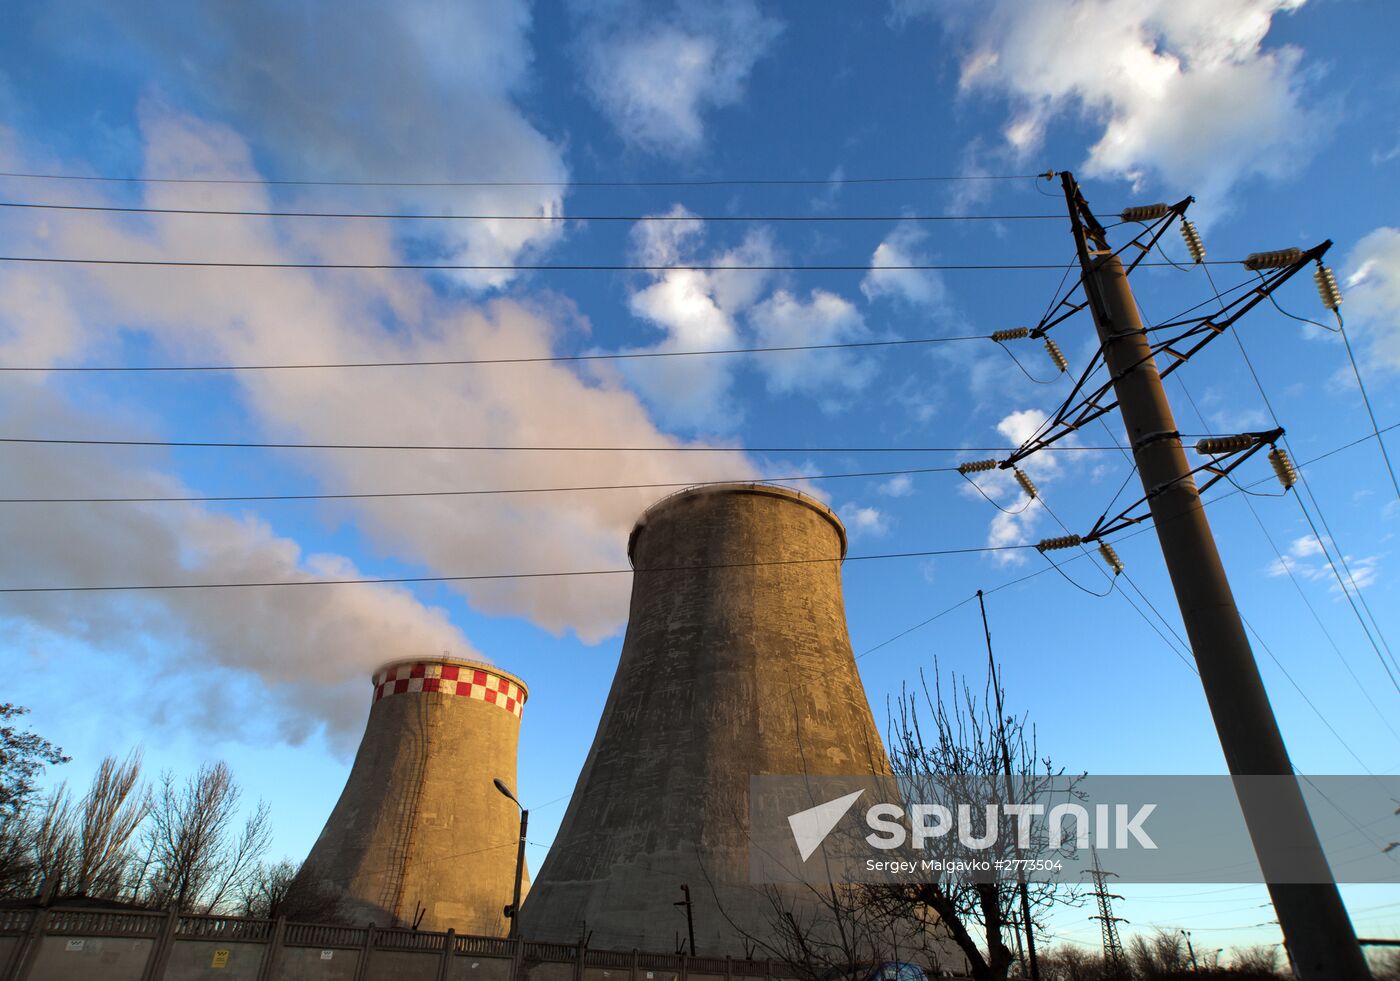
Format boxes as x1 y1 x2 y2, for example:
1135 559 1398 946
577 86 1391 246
1058 171 1370 980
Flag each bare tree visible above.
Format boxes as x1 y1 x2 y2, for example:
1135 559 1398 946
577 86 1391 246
872 662 1082 981
1125 929 1189 978
1230 945 1281 975
1037 946 1114 981
239 859 345 923
728 879 943 981
73 752 148 898
30 787 77 896
238 859 298 918
144 761 270 913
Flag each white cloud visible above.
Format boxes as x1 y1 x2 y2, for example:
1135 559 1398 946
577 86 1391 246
58 0 569 291
861 224 949 309
615 210 879 426
1266 535 1380 592
878 474 915 497
0 111 763 740
959 408 1077 564
838 504 890 539
573 0 782 155
620 208 776 428
748 288 874 396
1343 227 1400 372
921 0 1319 207
0 390 473 748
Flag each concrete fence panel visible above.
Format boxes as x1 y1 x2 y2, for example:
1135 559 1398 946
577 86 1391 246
164 939 263 981
25 934 151 981
274 945 359 981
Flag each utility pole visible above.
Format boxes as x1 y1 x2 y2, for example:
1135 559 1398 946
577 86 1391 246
977 590 1040 981
674 884 697 956
1058 171 1370 979
1086 849 1127 979
1181 929 1198 972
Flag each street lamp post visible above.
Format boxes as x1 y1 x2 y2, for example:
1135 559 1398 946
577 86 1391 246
1182 930 1198 972
494 778 529 940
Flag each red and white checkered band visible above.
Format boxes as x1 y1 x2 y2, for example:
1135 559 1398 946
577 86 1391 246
371 663 526 718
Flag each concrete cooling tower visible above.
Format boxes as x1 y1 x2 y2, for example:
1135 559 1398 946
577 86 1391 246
295 657 528 934
519 483 898 955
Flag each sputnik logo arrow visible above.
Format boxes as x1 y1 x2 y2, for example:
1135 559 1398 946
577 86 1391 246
787 789 865 861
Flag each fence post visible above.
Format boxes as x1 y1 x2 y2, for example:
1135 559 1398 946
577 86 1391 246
629 948 639 981
140 907 180 981
511 935 526 981
763 958 772 981
679 952 688 981
5 907 49 981
436 928 455 981
573 939 585 981
256 917 286 981
723 955 732 981
352 924 377 981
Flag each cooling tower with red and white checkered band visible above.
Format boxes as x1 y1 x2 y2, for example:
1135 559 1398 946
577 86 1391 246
518 483 898 955
294 657 528 934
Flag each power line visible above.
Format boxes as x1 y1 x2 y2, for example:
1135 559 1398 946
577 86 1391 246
0 200 1064 223
0 169 1053 189
1156 338 1400 755
0 255 1247 272
0 437 1127 453
1335 310 1400 503
0 466 959 505
1195 261 1400 690
0 543 1031 594
0 333 990 373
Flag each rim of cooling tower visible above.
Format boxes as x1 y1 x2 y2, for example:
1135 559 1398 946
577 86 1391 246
370 656 529 702
627 482 848 565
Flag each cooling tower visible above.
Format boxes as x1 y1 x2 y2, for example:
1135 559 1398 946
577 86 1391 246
519 483 897 955
295 657 529 934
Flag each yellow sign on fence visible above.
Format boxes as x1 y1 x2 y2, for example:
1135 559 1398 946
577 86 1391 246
211 948 230 968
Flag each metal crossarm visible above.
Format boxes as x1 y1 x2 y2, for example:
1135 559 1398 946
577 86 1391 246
1083 429 1283 542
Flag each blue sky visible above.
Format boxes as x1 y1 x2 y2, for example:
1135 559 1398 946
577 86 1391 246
2 0 1399 960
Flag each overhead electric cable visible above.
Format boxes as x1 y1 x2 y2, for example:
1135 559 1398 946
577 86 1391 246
0 465 959 505
1160 337 1400 737
1242 614 1376 773
1335 310 1400 503
0 255 1248 272
1240 496 1400 741
1197 261 1400 686
0 437 1127 453
0 332 989 373
0 200 1064 223
0 169 1053 188
28 429 1367 604
0 542 1032 594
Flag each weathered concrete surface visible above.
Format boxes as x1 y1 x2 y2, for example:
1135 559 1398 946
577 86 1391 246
295 658 529 935
25 935 151 981
519 484 902 955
